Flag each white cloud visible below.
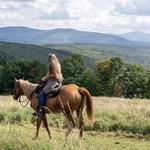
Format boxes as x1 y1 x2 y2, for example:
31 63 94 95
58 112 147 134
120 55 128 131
0 0 150 33
115 0 150 16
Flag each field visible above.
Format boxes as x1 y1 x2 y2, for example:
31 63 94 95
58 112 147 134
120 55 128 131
0 96 150 150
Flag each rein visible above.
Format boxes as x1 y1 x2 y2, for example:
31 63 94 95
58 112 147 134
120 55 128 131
17 91 34 108
14 81 36 108
18 96 30 107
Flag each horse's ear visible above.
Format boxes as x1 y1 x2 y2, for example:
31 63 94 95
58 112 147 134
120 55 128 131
14 77 19 82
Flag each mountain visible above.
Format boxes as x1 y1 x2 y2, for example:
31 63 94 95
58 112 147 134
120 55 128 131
0 26 134 45
118 31 150 43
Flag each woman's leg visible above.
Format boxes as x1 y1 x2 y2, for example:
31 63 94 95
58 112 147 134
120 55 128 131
33 91 46 116
37 91 46 112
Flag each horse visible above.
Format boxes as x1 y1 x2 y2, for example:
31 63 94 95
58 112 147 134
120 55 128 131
13 79 93 140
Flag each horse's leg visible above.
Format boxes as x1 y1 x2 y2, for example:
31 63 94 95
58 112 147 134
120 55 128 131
76 106 84 138
42 114 52 140
79 113 84 138
33 114 42 140
65 113 75 137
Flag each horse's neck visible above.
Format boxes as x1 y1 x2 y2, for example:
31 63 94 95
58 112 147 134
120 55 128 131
20 80 37 98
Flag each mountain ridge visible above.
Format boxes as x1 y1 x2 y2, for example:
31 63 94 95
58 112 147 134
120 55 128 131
0 26 138 45
118 31 150 43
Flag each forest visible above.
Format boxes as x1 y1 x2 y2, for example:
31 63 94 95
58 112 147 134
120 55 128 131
1 53 150 99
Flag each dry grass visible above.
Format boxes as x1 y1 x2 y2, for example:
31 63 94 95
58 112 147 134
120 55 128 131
0 95 30 108
0 124 150 150
0 96 150 135
0 95 150 149
94 96 150 111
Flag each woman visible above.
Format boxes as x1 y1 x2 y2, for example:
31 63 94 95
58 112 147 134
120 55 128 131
33 53 63 116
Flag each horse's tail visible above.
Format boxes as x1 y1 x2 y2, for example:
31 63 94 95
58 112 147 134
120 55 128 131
78 87 93 122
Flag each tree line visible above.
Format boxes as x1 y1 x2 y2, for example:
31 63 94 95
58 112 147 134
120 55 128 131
1 53 150 98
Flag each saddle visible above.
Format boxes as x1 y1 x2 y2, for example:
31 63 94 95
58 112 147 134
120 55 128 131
47 82 62 98
34 80 62 98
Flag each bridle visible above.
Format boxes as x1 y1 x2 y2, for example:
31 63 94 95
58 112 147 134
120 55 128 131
18 96 30 108
13 81 33 108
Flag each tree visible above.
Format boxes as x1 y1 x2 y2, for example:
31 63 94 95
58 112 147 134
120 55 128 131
144 70 150 98
94 57 123 96
81 68 97 95
61 54 86 86
0 65 4 93
122 64 147 98
0 59 46 94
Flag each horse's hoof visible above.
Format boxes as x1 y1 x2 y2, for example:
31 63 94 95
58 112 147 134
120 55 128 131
79 135 84 140
47 138 51 143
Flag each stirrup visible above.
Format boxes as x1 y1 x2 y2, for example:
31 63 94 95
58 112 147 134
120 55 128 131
32 111 38 116
41 106 51 113
32 109 43 116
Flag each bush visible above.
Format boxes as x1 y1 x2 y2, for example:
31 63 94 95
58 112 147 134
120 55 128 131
7 112 22 124
0 113 5 122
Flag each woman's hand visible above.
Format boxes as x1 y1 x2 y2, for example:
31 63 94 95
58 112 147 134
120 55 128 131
42 77 46 81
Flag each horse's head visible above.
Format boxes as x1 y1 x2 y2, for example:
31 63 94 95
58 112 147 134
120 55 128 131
13 78 24 100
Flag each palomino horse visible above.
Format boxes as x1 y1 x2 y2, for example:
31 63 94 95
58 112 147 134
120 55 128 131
13 79 93 140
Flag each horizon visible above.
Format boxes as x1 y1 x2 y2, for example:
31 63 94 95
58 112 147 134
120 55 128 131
1 25 150 35
0 0 150 34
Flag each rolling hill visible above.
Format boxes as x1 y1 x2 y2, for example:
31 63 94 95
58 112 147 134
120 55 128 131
0 41 95 68
0 26 135 45
1 40 150 67
118 31 150 43
46 43 150 66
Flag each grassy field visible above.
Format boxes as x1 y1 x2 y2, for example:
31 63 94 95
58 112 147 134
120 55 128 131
0 96 150 150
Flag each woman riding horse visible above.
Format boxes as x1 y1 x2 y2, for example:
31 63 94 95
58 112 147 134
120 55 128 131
33 53 63 116
13 53 93 139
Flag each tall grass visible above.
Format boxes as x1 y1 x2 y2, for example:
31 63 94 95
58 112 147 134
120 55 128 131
0 124 150 150
0 96 150 137
85 97 150 137
0 96 150 150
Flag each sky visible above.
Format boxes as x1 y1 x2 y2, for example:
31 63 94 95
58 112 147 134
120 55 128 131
0 0 150 34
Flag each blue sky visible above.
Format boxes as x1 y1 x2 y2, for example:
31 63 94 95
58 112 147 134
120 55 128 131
0 0 150 33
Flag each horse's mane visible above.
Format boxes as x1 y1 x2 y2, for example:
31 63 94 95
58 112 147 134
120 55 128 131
19 79 38 97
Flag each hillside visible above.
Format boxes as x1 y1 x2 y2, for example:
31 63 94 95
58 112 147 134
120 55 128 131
0 41 95 67
0 26 135 45
46 43 150 66
1 41 150 67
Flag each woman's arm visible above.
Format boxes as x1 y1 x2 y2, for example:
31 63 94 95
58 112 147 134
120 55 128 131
42 72 49 81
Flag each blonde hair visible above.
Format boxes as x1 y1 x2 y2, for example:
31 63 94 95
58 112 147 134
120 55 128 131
43 53 63 81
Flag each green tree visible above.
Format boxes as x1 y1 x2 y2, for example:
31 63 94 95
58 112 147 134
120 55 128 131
0 59 46 94
61 54 86 86
81 68 97 95
0 65 4 93
94 57 123 96
29 60 47 83
144 70 150 98
122 64 147 98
